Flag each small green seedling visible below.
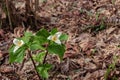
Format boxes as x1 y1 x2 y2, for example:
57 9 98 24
95 12 100 21
104 55 118 80
9 28 68 79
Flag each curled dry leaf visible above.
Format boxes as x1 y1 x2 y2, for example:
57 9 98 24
14 27 25 37
63 43 79 59
83 70 105 80
79 38 96 55
84 62 97 70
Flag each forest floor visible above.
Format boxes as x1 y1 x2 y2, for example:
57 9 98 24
0 0 120 80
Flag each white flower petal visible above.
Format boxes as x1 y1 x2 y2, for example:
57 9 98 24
13 46 20 53
47 32 62 44
47 35 52 40
13 38 19 45
55 39 61 44
20 40 24 46
55 32 62 38
13 38 24 47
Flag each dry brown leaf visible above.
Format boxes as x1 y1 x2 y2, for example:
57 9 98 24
79 38 96 55
0 50 3 58
84 62 97 70
0 65 14 73
0 29 4 38
14 27 25 37
63 43 79 59
106 27 116 34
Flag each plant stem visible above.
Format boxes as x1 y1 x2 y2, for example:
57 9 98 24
43 50 48 64
43 43 49 64
28 50 41 80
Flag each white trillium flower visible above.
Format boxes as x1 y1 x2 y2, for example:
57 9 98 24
47 32 62 44
13 38 24 53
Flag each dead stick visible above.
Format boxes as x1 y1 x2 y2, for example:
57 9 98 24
35 0 39 26
6 0 12 29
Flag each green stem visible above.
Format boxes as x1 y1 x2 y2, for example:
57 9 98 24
43 50 48 64
43 42 49 64
28 50 41 80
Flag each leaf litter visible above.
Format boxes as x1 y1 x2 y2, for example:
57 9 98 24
1 0 120 80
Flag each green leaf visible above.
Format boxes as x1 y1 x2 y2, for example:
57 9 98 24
30 43 45 51
50 28 58 35
29 36 47 50
100 23 105 30
24 31 33 37
48 43 65 59
21 32 33 44
33 52 45 63
59 33 68 41
95 22 105 32
104 68 111 80
37 64 52 79
30 40 45 50
21 36 30 44
36 28 49 38
34 36 48 44
9 45 26 63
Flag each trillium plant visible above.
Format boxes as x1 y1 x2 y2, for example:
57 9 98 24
9 28 68 79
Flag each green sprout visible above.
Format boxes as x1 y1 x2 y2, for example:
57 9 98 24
104 55 118 80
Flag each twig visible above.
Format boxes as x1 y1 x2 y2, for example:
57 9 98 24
0 20 2 29
5 0 12 29
28 50 41 80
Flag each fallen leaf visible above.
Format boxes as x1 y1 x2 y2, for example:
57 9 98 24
0 65 14 73
106 27 116 34
0 50 2 58
63 43 79 59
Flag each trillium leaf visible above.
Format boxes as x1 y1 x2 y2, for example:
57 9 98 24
48 43 65 59
29 39 45 51
21 36 30 44
36 28 49 38
34 36 47 44
50 28 58 35
9 45 26 63
37 64 52 79
30 43 45 51
59 33 68 41
24 31 33 37
21 31 33 44
33 52 45 63
29 36 46 50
